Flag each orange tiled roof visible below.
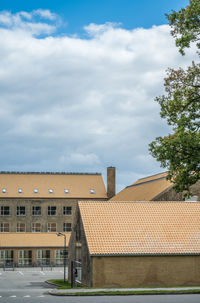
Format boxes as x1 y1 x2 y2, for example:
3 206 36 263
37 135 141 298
0 232 71 248
79 201 200 255
110 172 171 201
0 172 107 199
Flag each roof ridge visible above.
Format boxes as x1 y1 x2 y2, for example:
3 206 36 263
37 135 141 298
126 176 168 188
0 171 101 175
137 171 167 181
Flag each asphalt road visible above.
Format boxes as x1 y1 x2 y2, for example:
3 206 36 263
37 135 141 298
0 268 200 302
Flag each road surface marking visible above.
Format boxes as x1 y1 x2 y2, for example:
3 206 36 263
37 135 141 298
10 295 17 297
19 271 24 275
24 295 30 297
40 271 45 275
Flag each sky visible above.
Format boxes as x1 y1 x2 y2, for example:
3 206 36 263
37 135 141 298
0 0 197 192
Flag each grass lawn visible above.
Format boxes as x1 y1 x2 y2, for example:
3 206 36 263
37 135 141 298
47 279 82 289
47 280 200 295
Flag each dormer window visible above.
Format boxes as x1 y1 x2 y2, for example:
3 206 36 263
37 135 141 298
49 189 54 194
34 189 38 194
90 189 95 194
64 189 69 194
18 189 23 194
2 189 7 194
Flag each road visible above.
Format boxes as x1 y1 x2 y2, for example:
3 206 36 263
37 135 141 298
0 268 200 302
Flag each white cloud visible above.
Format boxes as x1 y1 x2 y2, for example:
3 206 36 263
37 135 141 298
33 9 57 21
0 10 197 190
0 10 59 35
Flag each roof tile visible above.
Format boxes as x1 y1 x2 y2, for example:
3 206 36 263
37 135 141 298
79 201 200 255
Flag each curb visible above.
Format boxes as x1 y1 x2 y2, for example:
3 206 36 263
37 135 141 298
48 290 200 296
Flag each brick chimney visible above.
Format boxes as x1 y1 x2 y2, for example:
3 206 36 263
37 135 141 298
107 167 116 199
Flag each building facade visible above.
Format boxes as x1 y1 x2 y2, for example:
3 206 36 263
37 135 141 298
0 170 111 234
0 233 71 267
0 168 115 266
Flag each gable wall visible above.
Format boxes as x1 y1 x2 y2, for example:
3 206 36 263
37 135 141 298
153 181 200 201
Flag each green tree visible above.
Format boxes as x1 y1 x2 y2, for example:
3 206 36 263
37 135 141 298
167 0 200 55
149 0 200 196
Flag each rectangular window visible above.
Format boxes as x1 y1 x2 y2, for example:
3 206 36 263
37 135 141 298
47 223 56 232
0 250 13 265
32 206 41 216
47 206 57 216
36 250 50 265
0 206 10 216
18 250 32 265
16 206 26 216
55 250 66 265
63 206 72 215
32 223 41 232
16 223 26 232
63 222 72 232
0 223 9 232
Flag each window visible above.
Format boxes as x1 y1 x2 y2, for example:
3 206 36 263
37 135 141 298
63 222 72 232
90 189 95 194
55 250 67 265
18 250 32 265
63 206 72 215
0 223 9 232
47 223 56 232
47 206 56 216
32 223 41 232
0 250 13 265
49 189 54 194
34 189 38 194
18 188 23 193
16 223 26 232
0 206 10 216
2 189 7 193
64 189 69 194
32 206 41 216
16 206 26 216
36 250 50 265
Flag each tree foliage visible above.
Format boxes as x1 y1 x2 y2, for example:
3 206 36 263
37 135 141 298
149 0 200 196
167 0 200 55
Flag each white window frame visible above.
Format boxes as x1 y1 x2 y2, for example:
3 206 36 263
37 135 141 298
47 222 56 232
63 206 72 215
16 222 26 232
18 250 32 265
32 206 41 216
0 206 10 216
16 206 26 216
32 223 41 232
47 206 57 216
0 222 9 232
63 222 72 232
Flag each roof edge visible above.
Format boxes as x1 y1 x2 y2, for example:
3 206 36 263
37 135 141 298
126 176 168 189
91 252 200 257
137 171 167 181
0 171 101 176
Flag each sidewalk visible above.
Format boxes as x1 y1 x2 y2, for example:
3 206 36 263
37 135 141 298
49 286 200 296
